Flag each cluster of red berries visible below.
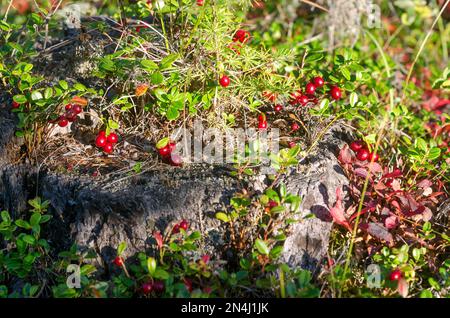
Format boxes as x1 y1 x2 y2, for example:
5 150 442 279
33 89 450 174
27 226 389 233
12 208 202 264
157 141 183 166
56 103 84 127
349 140 380 162
258 113 268 130
95 131 119 154
288 77 341 106
172 219 189 234
142 280 165 295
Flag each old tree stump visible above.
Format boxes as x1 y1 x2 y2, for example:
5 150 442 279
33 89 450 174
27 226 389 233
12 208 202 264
0 18 351 276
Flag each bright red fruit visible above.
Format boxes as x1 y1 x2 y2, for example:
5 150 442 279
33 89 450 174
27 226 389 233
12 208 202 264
113 256 124 267
168 142 176 152
172 224 180 234
65 104 73 111
291 122 299 131
73 104 83 115
313 76 325 87
197 0 204 6
95 136 107 148
65 110 77 122
107 133 119 144
350 140 364 152
389 269 402 281
268 200 278 208
298 95 309 106
258 121 268 130
158 145 171 157
58 117 69 127
233 29 250 43
305 83 316 95
99 131 106 137
179 220 189 231
142 282 153 294
219 75 230 88
103 143 114 154
274 104 283 112
369 152 379 162
12 101 20 109
356 148 370 161
258 114 266 122
330 86 342 100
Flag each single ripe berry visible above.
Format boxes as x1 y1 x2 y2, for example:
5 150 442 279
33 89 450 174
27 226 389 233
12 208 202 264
258 114 266 122
107 133 119 144
65 104 73 111
288 141 296 148
219 75 230 88
330 86 342 100
298 95 309 106
313 76 325 87
233 29 247 42
291 122 299 132
267 200 278 208
179 220 189 231
197 0 204 6
58 117 69 127
350 140 365 152
113 256 124 267
95 135 107 148
142 282 153 295
258 121 268 130
356 148 370 161
12 101 20 109
274 104 283 112
385 179 394 188
389 269 402 281
305 83 316 95
369 152 379 162
103 143 114 154
73 104 83 115
99 130 106 137
158 145 171 157
169 154 183 167
153 281 165 293
172 224 180 234
168 142 176 152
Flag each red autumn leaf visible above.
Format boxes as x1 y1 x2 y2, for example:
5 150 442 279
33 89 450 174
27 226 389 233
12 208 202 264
338 144 353 165
397 278 409 298
329 187 352 231
382 168 403 179
385 215 399 230
153 231 163 249
416 179 433 189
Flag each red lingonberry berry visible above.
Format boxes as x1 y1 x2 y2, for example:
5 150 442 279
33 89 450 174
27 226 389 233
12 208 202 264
267 200 278 208
65 104 73 111
313 76 325 87
99 130 106 137
274 104 283 112
356 148 370 161
113 256 124 267
12 101 21 109
169 154 183 167
350 140 365 152
197 0 204 6
258 121 268 130
258 114 266 122
172 224 180 234
95 135 107 148
389 269 402 281
179 220 189 231
291 122 300 131
58 117 69 127
330 86 342 100
219 75 230 87
305 83 316 95
107 133 119 144
158 145 171 157
142 282 153 294
103 143 114 154
298 95 309 106
153 281 165 293
72 104 83 115
369 152 380 162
